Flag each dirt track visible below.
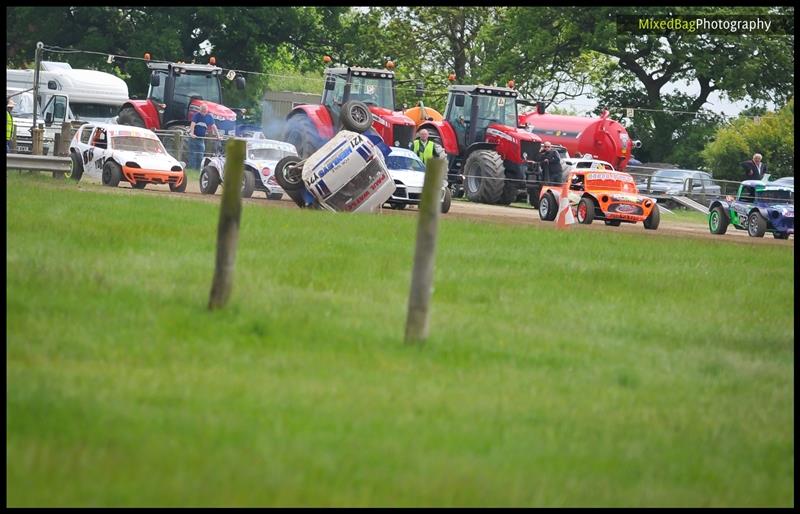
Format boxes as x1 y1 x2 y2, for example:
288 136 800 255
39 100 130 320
65 177 795 247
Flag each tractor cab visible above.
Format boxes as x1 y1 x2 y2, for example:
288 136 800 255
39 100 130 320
445 85 522 151
323 67 396 122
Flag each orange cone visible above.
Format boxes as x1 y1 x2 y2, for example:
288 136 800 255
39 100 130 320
555 181 575 229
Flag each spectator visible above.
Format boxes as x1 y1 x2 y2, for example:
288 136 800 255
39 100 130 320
6 99 15 153
740 153 767 181
411 128 438 165
537 141 562 185
189 104 220 170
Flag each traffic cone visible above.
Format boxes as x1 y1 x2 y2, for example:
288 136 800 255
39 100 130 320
555 181 575 229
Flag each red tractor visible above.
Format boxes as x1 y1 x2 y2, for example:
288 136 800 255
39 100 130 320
284 65 418 158
117 60 246 142
416 85 543 205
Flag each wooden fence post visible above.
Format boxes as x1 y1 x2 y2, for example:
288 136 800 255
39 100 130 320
404 157 446 345
208 138 246 310
31 125 44 156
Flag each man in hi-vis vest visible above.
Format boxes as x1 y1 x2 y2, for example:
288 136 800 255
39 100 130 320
411 128 439 164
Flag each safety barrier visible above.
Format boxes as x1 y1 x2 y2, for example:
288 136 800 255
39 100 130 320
6 153 72 178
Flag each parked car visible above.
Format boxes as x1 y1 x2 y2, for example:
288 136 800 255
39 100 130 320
708 180 794 239
539 168 660 229
199 138 297 199
273 130 395 213
384 147 451 213
67 122 186 191
641 168 721 201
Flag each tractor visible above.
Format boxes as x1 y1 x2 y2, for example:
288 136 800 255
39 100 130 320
116 60 246 151
283 65 418 158
416 85 543 205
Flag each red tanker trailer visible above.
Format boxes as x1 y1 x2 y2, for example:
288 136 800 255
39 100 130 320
518 106 640 171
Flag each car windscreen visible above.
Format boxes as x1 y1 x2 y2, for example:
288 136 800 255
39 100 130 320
248 148 289 161
758 188 793 204
653 170 690 180
71 103 119 121
112 136 166 154
386 155 425 172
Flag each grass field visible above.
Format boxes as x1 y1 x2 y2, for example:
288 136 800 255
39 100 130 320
6 174 794 507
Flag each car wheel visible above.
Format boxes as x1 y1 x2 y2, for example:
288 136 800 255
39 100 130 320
441 186 452 214
200 166 220 195
241 169 256 198
747 211 767 237
708 205 729 234
390 202 407 210
67 152 84 182
538 191 557 221
133 181 147 189
604 219 621 226
274 155 307 208
340 100 373 133
643 203 660 230
267 192 283 200
102 161 122 187
773 232 790 240
576 197 595 224
169 171 188 193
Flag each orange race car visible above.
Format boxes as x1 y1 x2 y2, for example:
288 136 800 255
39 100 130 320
538 168 660 229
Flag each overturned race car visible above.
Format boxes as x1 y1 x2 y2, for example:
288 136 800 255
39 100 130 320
273 130 396 213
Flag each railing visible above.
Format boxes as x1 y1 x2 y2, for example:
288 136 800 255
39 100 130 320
6 153 72 178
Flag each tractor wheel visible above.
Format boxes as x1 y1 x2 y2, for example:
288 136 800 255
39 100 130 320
102 160 122 187
538 191 557 221
117 106 146 128
274 155 307 208
169 171 188 193
241 169 256 198
67 151 84 182
527 184 541 209
708 205 728 234
340 100 373 133
577 197 595 224
463 150 504 204
643 203 661 230
499 169 523 205
747 211 767 237
199 166 220 195
441 186 452 214
284 115 322 159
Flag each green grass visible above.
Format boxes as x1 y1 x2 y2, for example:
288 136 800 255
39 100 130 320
6 174 794 507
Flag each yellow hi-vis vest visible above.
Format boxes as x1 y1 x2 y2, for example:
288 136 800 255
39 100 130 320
7 111 13 140
412 139 434 163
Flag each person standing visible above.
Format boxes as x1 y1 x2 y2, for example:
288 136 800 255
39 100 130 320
188 104 220 170
411 128 437 165
740 153 767 181
537 141 562 185
6 99 15 153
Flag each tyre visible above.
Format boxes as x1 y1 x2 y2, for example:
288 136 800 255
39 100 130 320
340 100 373 133
747 211 767 237
643 203 661 230
284 115 322 159
499 173 522 206
241 169 256 198
463 150 504 204
67 151 84 181
576 197 595 224
274 155 307 207
117 106 146 128
267 192 283 200
441 186 452 214
527 185 541 209
538 191 557 221
389 202 407 210
133 181 147 189
169 171 187 193
199 165 220 195
773 232 790 240
708 205 729 235
604 219 622 226
101 160 122 187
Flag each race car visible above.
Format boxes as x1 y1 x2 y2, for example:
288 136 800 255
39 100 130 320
67 122 187 191
199 138 298 199
273 130 395 213
708 178 793 239
538 168 660 229
385 147 451 214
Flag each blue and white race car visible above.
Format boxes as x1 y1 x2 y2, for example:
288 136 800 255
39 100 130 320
385 147 451 213
274 130 396 213
200 138 298 200
708 177 794 239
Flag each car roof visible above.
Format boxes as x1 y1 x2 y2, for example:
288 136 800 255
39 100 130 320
656 168 709 175
388 147 421 160
570 169 633 179
80 122 160 140
244 138 296 151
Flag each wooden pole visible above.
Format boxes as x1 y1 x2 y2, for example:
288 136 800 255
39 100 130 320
208 138 246 310
404 157 446 345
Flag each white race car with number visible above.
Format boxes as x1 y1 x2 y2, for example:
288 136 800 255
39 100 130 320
274 130 395 213
199 138 298 199
384 147 451 213
67 122 186 191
